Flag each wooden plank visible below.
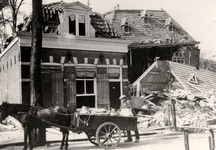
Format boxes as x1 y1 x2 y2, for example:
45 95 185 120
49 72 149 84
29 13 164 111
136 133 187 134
97 74 110 107
41 71 52 107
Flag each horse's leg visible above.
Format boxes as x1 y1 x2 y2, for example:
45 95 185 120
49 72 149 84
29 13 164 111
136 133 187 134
60 132 65 150
65 131 69 150
28 127 33 150
23 126 28 150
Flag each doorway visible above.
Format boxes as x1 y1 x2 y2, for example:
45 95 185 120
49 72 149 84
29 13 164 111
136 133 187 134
109 82 120 109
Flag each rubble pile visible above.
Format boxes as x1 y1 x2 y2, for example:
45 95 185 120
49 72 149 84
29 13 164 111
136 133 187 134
138 89 216 132
0 116 23 132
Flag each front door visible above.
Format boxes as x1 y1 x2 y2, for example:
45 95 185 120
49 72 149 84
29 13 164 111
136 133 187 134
109 82 120 109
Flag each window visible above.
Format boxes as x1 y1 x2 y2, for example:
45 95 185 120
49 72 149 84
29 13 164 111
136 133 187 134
76 76 94 94
79 15 86 36
76 74 95 108
123 22 130 33
121 17 130 34
172 51 185 64
144 14 149 23
69 14 86 36
69 14 76 35
168 22 174 31
14 55 16 64
108 67 120 79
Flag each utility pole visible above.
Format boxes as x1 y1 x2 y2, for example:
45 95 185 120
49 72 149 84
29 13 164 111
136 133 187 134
31 0 46 146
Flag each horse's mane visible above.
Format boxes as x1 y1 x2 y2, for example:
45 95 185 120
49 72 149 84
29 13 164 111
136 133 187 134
1 102 33 113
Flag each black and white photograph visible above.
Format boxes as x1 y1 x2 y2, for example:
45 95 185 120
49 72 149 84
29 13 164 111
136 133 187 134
0 0 216 149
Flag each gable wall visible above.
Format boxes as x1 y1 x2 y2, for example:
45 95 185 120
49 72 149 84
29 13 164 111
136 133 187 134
0 40 21 103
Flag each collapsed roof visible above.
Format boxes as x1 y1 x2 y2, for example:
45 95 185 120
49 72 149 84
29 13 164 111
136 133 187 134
132 61 216 94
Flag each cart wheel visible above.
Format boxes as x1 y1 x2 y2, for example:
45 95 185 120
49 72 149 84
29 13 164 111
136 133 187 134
96 122 121 149
86 133 98 146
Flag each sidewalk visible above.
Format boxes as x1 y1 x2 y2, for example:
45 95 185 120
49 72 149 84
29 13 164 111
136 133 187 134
0 127 182 149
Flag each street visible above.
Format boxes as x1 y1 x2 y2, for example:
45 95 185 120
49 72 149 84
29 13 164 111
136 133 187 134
1 131 213 150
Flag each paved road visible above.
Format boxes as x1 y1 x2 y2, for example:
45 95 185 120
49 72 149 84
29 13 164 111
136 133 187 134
1 131 213 150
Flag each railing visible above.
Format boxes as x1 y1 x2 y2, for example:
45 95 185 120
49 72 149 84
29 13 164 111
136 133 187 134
179 126 215 150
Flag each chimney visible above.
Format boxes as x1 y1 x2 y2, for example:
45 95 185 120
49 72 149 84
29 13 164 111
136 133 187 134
117 4 119 10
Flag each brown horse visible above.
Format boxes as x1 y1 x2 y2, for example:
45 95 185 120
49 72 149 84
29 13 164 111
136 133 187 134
0 102 71 150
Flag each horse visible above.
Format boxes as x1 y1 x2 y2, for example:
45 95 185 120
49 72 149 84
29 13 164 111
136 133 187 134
0 102 71 150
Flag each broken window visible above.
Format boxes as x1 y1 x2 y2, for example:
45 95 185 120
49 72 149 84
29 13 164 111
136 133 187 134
140 10 148 23
121 17 130 34
69 14 86 36
144 15 149 23
172 51 185 64
69 14 76 35
124 22 130 33
168 22 174 31
164 18 173 31
79 15 86 36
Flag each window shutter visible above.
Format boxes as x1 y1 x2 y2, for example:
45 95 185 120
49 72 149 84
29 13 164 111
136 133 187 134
52 71 64 107
97 74 110 108
65 73 77 112
64 66 76 112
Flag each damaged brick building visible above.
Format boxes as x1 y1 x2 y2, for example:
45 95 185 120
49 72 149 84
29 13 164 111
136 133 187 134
0 1 200 110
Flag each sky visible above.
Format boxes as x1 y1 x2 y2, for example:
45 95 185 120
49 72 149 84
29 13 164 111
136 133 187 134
20 0 216 59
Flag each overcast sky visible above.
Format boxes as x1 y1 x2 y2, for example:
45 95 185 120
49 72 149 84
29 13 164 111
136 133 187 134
21 0 216 59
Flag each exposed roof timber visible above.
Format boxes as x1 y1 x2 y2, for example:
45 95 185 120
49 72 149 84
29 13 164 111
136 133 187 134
128 41 200 49
141 83 168 85
170 69 187 90
132 61 158 86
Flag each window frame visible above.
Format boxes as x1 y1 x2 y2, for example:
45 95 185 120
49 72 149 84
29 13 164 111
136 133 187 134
76 76 96 96
68 13 88 36
172 50 185 64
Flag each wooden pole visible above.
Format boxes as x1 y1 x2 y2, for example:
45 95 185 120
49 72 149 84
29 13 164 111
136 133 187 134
171 98 177 131
167 103 171 130
31 0 45 146
31 0 43 106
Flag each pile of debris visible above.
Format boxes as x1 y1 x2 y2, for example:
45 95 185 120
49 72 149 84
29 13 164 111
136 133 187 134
0 116 23 132
137 89 216 132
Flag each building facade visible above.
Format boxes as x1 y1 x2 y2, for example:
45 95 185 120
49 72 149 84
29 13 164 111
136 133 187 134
0 1 200 109
0 2 131 110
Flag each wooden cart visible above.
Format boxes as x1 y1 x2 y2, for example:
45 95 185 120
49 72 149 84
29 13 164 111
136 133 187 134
73 114 138 149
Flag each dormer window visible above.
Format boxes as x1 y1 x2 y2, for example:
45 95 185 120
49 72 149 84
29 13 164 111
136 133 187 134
168 22 174 31
164 18 173 31
188 73 198 84
69 14 76 35
121 17 130 34
79 15 86 36
144 14 149 24
124 22 130 33
69 14 86 36
140 10 148 23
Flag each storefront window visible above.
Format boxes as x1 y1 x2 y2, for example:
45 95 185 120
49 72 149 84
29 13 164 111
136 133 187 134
108 67 120 79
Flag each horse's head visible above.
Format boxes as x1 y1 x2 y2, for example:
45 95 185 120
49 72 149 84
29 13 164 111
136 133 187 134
0 102 10 122
0 102 32 122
